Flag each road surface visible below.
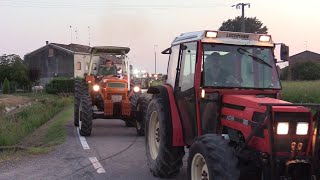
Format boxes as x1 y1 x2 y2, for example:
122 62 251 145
0 118 188 180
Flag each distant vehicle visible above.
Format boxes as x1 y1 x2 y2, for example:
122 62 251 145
144 30 320 180
74 46 141 136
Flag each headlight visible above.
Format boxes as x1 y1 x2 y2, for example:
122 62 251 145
277 122 289 135
296 122 309 135
133 86 140 93
93 84 100 91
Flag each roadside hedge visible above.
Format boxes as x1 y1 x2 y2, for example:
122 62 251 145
45 78 74 94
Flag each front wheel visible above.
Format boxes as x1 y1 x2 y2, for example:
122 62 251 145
188 134 240 180
145 95 184 178
78 88 93 136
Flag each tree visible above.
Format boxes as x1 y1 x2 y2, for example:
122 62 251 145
219 16 268 34
280 66 289 80
291 61 320 80
2 78 10 94
0 54 30 86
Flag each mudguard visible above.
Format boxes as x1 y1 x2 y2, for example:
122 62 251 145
147 85 185 146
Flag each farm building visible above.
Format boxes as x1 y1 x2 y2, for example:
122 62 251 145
24 42 123 85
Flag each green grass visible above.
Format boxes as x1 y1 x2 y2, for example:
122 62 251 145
42 106 73 146
27 106 73 154
281 80 320 103
0 93 73 146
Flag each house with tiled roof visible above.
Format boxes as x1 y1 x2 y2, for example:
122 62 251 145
24 41 122 85
289 50 320 65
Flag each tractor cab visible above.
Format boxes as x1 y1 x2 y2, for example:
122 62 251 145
145 30 320 180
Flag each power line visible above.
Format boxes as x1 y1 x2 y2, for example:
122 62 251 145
0 1 228 9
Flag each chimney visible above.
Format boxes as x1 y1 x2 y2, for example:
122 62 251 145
46 41 49 45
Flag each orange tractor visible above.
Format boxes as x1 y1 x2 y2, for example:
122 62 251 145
74 46 141 136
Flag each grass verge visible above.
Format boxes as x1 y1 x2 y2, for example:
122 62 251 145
26 105 73 154
0 105 74 162
0 93 73 146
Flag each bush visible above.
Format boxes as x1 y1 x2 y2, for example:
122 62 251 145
291 61 320 80
45 78 74 94
2 78 10 94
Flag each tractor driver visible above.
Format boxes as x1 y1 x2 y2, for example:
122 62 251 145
204 52 239 86
97 60 117 78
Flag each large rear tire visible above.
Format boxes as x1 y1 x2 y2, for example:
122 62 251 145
188 134 240 180
145 96 185 178
78 86 93 136
74 79 83 127
135 97 148 136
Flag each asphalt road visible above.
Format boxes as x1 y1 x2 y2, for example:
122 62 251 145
0 118 188 180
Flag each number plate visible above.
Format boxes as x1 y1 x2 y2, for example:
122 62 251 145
111 95 122 102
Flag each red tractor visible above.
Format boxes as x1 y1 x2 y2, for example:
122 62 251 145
145 30 320 179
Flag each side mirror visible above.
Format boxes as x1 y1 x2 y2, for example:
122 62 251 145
280 44 289 61
161 48 171 54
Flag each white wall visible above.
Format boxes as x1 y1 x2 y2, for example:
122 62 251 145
74 54 100 78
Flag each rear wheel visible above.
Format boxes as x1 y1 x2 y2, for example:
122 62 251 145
135 97 148 136
78 86 93 136
145 96 184 178
74 79 83 126
188 134 240 180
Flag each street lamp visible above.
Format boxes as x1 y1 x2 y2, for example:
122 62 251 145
154 45 157 74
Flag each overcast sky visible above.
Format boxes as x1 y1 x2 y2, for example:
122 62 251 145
0 0 319 73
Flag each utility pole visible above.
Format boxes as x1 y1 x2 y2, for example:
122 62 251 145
88 26 91 46
154 45 157 74
70 26 73 43
232 3 250 32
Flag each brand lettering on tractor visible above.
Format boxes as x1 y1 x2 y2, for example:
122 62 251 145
226 115 235 121
226 33 249 39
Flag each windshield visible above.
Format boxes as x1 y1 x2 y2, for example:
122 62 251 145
202 43 281 89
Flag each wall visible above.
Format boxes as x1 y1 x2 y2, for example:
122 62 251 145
74 54 100 78
25 46 74 85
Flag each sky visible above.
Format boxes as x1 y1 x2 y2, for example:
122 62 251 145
0 0 320 73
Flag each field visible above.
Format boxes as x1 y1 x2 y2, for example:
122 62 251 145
281 81 320 104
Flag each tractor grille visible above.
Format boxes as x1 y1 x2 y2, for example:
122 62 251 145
273 112 310 153
108 82 126 88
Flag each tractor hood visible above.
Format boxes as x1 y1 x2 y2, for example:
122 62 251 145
223 95 309 112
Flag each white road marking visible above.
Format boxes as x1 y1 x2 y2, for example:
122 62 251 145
77 129 90 150
89 157 106 174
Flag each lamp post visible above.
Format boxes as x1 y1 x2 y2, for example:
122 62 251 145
154 45 157 74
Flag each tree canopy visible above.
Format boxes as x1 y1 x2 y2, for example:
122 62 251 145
291 61 320 80
219 16 268 34
0 54 30 86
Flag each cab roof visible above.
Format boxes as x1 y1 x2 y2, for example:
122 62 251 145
171 30 274 47
90 46 130 55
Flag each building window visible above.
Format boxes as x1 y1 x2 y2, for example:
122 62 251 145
77 62 81 70
48 48 54 57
